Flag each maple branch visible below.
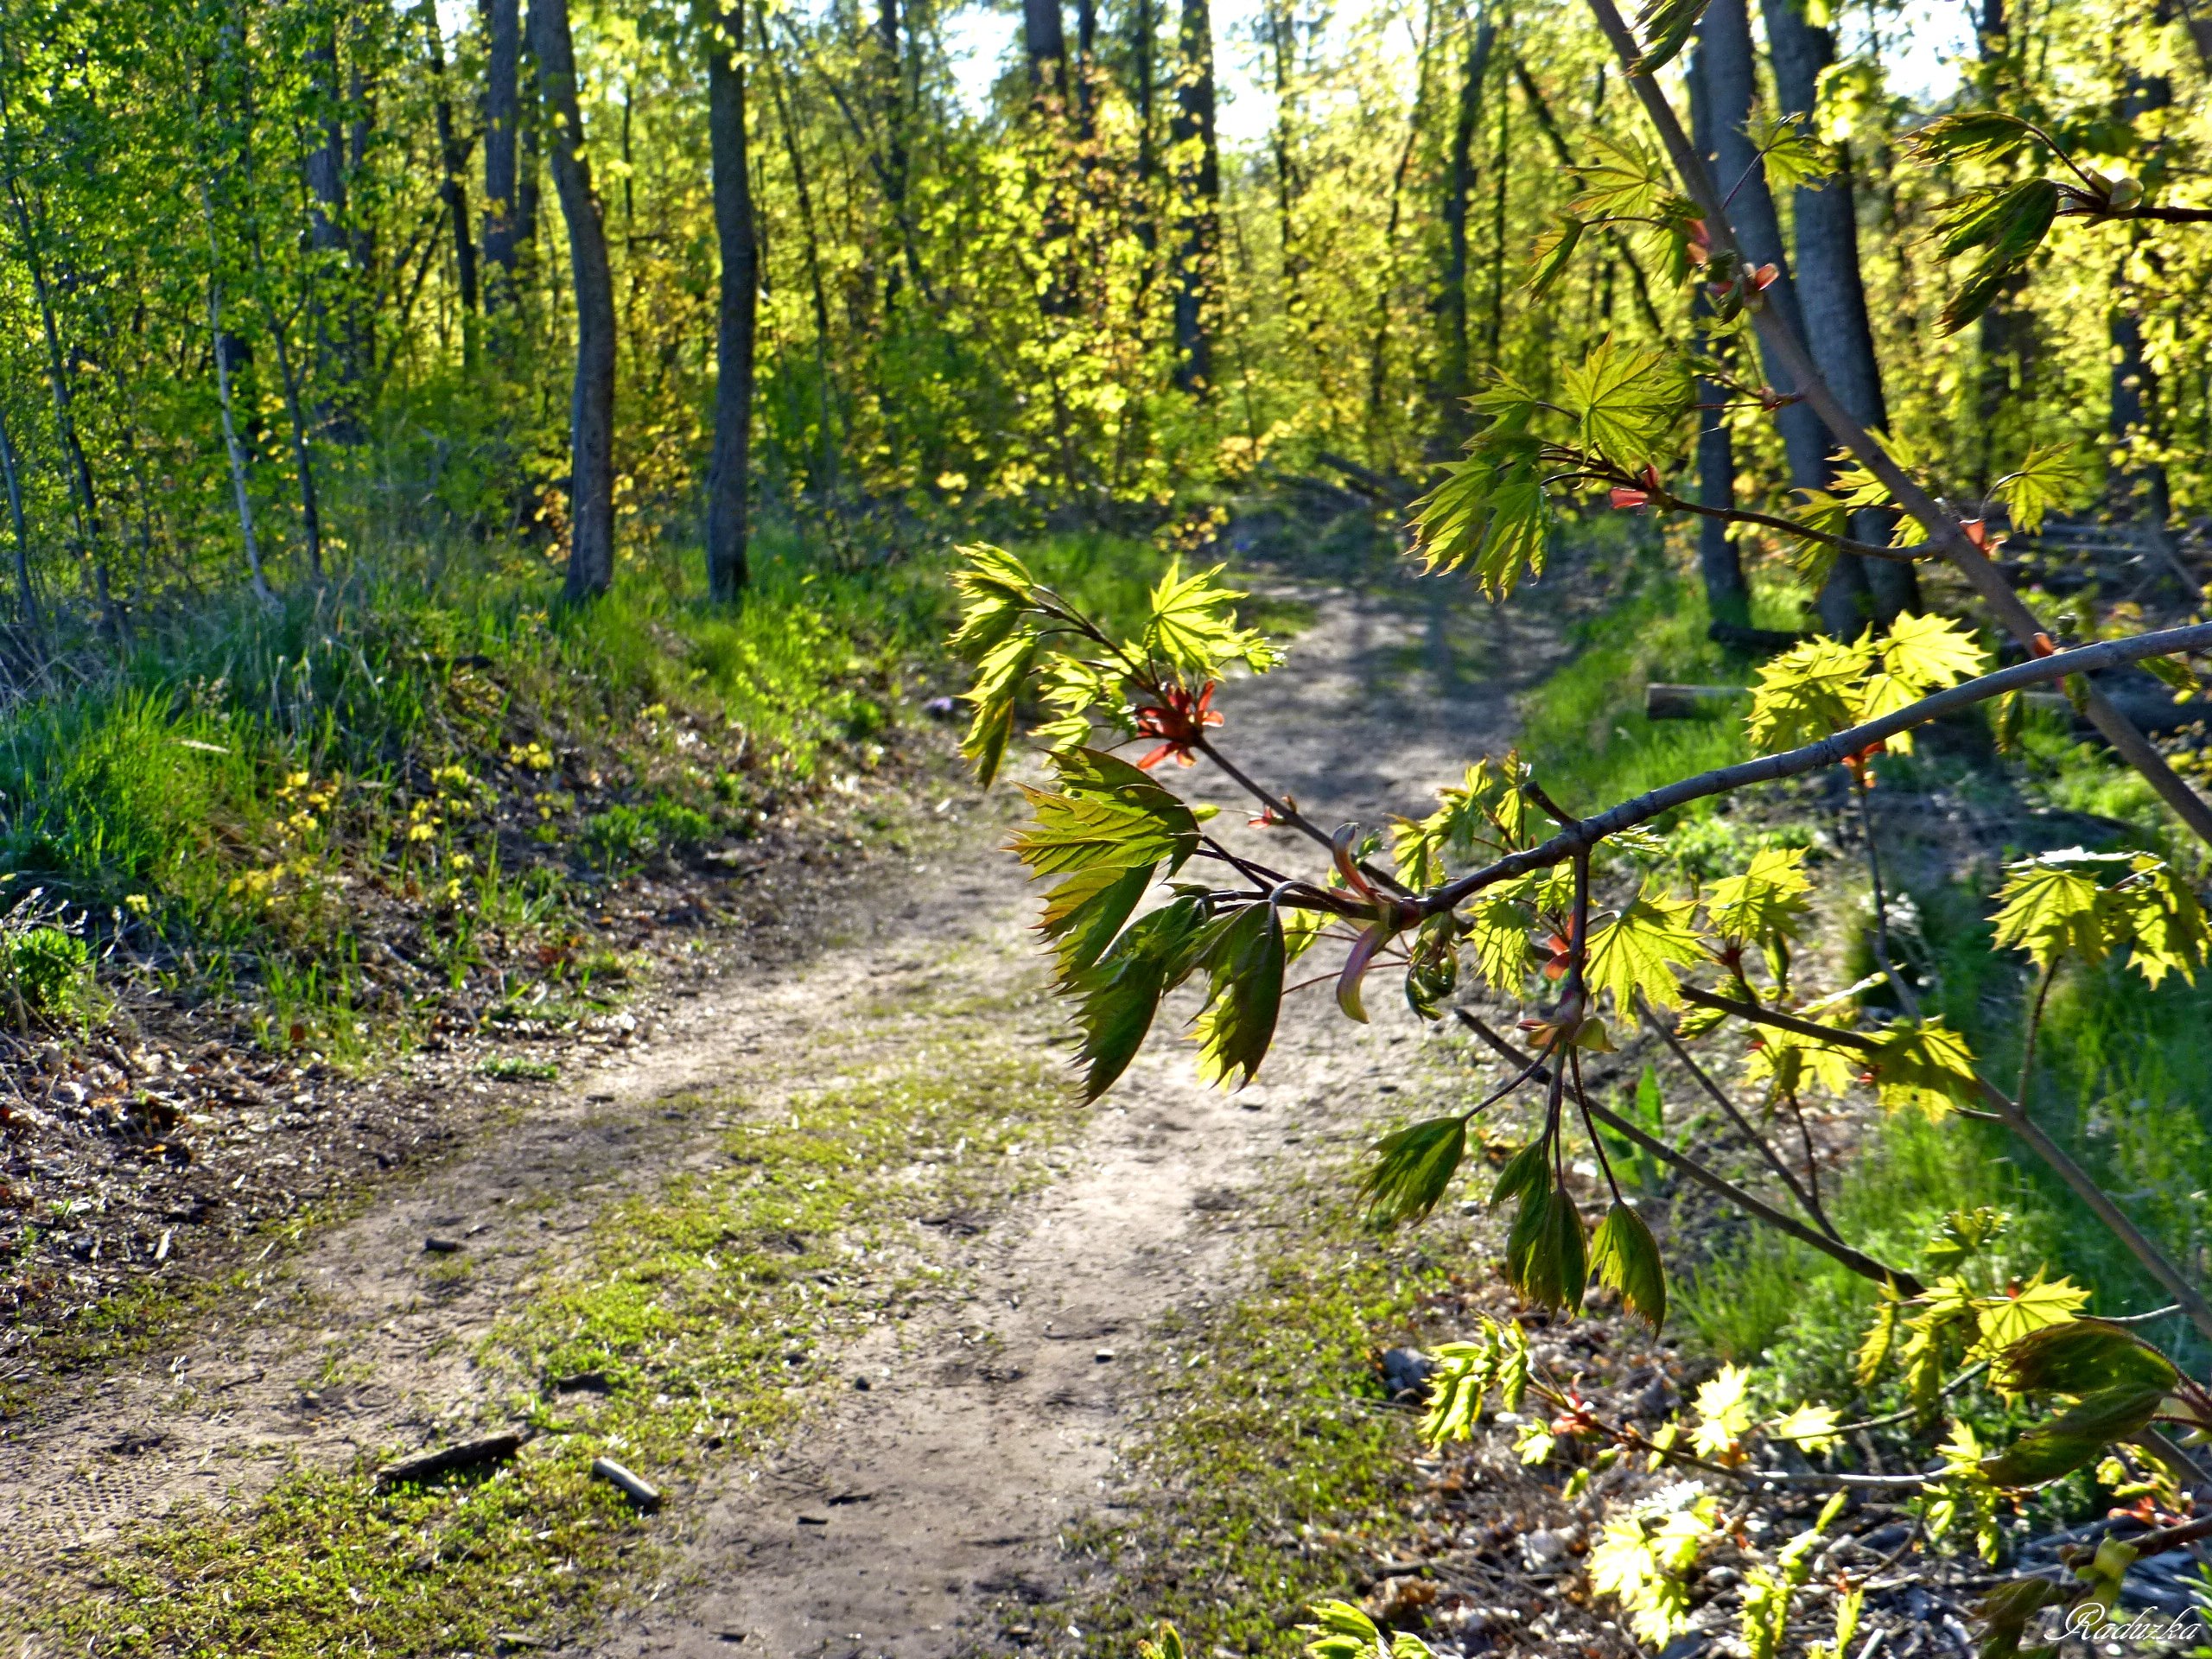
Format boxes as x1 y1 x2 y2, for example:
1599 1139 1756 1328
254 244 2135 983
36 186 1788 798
1417 620 2212 917
1634 992 1841 1243
1670 985 2212 1344
1576 0 2212 850
1454 1009 1923 1294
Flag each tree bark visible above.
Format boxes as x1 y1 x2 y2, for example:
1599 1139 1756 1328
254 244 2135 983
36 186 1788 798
533 0 617 601
199 186 276 606
1437 12 1496 443
1762 0 1917 621
1972 0 2032 493
1133 0 1159 258
1700 0 1871 634
706 0 757 600
0 402 33 626
1023 0 1068 95
480 0 523 308
1685 38 1751 631
2108 55 2172 542
423 3 480 332
1169 0 1220 393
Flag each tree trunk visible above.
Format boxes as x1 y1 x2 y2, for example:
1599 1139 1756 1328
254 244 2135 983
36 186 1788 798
1973 0 2032 493
423 3 480 334
533 0 617 601
877 0 911 312
200 186 276 607
1024 0 1068 95
1685 38 1751 632
1437 12 1496 443
1482 20 1509 360
1762 0 1916 621
1700 0 1871 634
480 0 523 308
764 18 839 498
0 404 33 626
1076 0 1098 139
706 0 757 601
1168 0 1219 394
1133 0 1159 257
2108 56 2172 543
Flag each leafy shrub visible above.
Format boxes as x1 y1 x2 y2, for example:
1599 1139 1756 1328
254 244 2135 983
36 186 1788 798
3 925 96 1027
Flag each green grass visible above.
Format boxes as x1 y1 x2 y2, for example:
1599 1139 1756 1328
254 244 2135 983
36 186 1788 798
0 522 1215 1063
48 991 1082 1656
1517 566 1805 822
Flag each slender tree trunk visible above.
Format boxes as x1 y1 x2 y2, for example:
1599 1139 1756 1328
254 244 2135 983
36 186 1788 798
1169 0 1220 393
2108 56 2172 546
0 403 32 626
534 0 617 601
1076 0 1098 140
877 0 911 312
481 0 522 308
1366 0 1436 468
1973 0 2032 493
245 251 326 579
1482 15 1510 359
1701 0 1871 633
303 28 364 438
765 19 839 498
1134 0 1158 254
706 0 757 600
517 1 542 259
1763 0 1916 621
1265 0 1307 321
1685 38 1751 632
3 168 116 636
1438 11 1496 442
423 2 480 341
200 187 276 607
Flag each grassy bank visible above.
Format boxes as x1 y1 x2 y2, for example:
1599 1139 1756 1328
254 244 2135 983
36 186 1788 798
0 523 1200 1060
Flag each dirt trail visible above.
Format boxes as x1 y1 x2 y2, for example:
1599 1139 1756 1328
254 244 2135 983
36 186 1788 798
1 576 1551 1656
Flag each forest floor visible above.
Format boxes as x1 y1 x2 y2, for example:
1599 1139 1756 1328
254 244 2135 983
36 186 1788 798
2 570 1566 1658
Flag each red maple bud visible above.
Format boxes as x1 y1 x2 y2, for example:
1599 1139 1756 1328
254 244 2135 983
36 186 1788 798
1685 219 1711 263
1960 518 1991 550
1248 793 1296 828
1609 486 1650 511
1134 681 1224 770
1540 932 1573 980
1756 385 1786 411
2030 632 2059 658
1751 263 1780 290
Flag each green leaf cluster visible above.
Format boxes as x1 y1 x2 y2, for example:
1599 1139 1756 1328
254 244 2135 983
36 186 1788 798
1991 849 2209 986
1745 612 1988 754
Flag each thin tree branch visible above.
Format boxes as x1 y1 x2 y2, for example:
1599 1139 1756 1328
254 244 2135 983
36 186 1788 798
1416 621 2212 918
1634 991 1842 1242
1453 1008 1924 1294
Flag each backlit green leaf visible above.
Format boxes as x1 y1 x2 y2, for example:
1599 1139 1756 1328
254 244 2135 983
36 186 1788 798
1590 1199 1666 1329
1363 1114 1470 1224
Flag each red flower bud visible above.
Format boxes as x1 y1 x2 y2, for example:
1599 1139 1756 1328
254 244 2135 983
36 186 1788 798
1609 486 1649 511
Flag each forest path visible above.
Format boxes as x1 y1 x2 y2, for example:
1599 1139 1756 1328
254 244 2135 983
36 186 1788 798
585 582 1554 1659
2 574 1554 1657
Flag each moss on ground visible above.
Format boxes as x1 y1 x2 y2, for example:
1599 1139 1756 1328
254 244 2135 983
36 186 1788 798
45 989 1081 1657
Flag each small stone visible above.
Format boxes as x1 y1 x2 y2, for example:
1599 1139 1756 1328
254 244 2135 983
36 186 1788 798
1379 1346 1435 1402
851 1376 871 1391
1094 1349 1115 1363
424 1236 463 1255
